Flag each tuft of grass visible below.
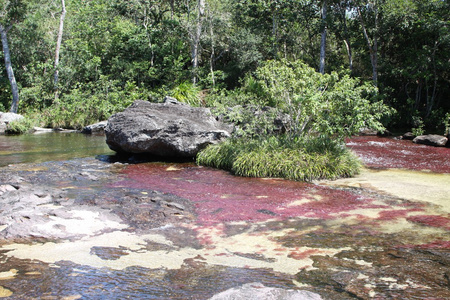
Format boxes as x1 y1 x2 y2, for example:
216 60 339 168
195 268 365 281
196 135 361 182
170 82 202 106
6 117 36 134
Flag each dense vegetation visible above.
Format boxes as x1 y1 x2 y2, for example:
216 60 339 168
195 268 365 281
1 0 449 180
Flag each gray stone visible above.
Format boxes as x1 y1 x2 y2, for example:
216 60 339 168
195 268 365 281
209 282 322 300
413 134 448 147
402 132 415 140
105 99 233 158
0 112 24 134
82 121 108 135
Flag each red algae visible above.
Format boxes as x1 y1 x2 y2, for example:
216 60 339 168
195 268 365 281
288 249 320 260
400 240 450 249
407 215 450 230
116 163 379 226
346 136 450 173
377 209 422 221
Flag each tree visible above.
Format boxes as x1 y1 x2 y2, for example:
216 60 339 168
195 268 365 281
53 0 66 91
356 0 379 86
319 0 327 74
192 0 205 84
0 0 26 113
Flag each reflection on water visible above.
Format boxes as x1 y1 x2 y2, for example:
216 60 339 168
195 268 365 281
0 132 113 167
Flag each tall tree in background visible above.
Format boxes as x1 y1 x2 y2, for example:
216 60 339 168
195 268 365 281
319 0 327 74
53 0 66 99
0 0 25 113
192 0 205 84
356 0 379 86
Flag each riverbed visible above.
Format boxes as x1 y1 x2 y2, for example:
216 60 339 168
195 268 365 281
0 133 449 299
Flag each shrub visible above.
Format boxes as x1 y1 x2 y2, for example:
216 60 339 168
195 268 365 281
169 82 202 106
243 59 392 140
6 117 36 134
197 135 361 181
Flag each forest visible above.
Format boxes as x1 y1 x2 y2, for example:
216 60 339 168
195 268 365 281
0 0 448 132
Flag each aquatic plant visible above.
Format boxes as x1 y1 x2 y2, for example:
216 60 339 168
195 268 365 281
197 135 361 181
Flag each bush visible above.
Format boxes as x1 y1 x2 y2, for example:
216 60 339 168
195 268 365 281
197 135 361 181
244 59 392 140
37 77 145 129
6 117 36 134
169 82 202 106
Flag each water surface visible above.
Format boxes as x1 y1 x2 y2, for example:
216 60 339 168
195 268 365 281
0 132 113 167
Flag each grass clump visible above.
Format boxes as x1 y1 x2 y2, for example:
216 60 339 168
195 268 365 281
6 117 36 134
197 135 361 182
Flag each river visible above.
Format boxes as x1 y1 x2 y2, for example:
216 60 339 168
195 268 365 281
0 133 449 299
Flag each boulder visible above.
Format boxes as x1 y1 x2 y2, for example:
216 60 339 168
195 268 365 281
82 121 108 135
0 112 24 134
105 98 233 158
413 134 448 147
209 282 323 300
402 132 415 140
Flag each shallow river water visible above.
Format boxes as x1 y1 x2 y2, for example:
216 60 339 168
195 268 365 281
0 133 449 299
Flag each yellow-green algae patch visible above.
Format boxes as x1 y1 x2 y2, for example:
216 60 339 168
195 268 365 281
319 168 450 213
0 286 13 298
1 222 349 275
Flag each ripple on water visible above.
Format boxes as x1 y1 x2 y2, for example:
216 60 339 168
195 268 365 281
346 136 450 172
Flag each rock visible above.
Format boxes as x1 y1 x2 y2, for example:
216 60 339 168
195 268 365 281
0 112 24 134
209 282 323 300
402 132 415 140
413 134 448 147
81 121 108 135
105 98 233 158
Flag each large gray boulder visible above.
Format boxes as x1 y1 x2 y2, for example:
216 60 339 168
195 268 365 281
0 112 24 134
105 98 233 158
413 134 448 147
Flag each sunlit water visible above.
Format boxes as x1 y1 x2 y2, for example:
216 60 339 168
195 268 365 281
0 132 113 167
0 134 449 299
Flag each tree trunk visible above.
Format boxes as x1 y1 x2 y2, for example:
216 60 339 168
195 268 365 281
340 3 353 73
54 0 66 86
0 25 20 113
357 4 378 86
192 0 205 85
54 0 66 100
319 0 327 74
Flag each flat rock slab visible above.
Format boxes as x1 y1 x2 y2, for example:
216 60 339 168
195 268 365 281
0 158 195 241
413 134 448 147
105 98 233 158
209 282 322 300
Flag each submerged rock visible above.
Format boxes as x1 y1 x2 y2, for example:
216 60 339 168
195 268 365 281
105 97 233 158
413 134 448 147
209 282 322 300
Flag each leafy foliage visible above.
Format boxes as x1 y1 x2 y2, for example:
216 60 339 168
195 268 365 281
5 117 35 134
248 59 391 140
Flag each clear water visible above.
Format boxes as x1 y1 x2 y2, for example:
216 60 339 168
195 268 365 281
0 132 113 167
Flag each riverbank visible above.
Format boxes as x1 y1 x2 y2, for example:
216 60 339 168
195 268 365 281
0 152 449 298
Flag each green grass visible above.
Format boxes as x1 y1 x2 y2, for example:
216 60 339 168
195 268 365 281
196 135 361 181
